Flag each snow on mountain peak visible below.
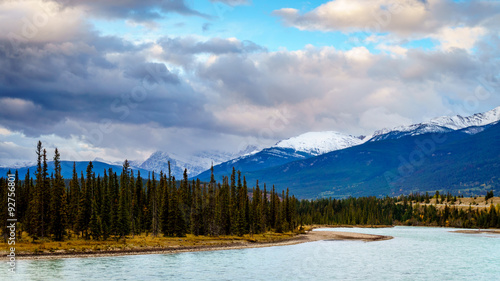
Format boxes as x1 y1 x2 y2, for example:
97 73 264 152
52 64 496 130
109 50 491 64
371 106 500 140
139 147 262 178
274 131 363 156
429 106 500 129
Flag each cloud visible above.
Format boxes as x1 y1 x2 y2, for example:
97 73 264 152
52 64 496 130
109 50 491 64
274 0 498 34
359 107 413 131
202 23 212 32
50 0 211 22
0 9 216 140
193 44 500 137
0 0 86 43
376 44 408 56
431 26 486 51
273 0 500 51
157 36 266 67
1 0 499 166
209 0 251 6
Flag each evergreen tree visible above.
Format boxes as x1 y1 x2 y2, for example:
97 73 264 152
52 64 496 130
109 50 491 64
77 162 93 239
69 163 80 232
117 161 131 237
41 148 50 238
190 179 203 236
132 171 143 235
161 173 174 236
101 170 111 240
89 196 102 240
110 171 120 237
262 184 268 232
151 172 160 237
49 148 68 241
30 141 45 239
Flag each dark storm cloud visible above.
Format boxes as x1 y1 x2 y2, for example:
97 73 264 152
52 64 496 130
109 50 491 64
51 0 210 22
0 38 141 88
0 28 218 138
123 62 180 84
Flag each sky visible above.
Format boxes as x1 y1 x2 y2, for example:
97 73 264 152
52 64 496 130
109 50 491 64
0 0 499 166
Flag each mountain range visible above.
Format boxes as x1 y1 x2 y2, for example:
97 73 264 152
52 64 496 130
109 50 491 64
0 160 152 180
136 145 261 178
2 106 499 198
195 131 366 181
197 106 500 198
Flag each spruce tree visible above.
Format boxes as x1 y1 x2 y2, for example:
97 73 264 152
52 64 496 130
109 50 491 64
132 171 143 235
174 185 187 237
30 141 44 239
49 148 68 241
101 170 111 240
118 161 131 237
230 168 237 234
41 148 50 238
161 173 171 236
190 179 202 236
89 196 102 240
69 163 80 232
262 184 268 232
151 172 159 237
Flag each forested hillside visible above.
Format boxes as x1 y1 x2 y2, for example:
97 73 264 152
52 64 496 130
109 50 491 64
1 142 498 243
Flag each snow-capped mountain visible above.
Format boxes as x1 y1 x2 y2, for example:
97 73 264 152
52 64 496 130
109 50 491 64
274 131 364 156
429 106 500 129
139 146 260 178
370 106 500 142
196 131 365 181
0 161 36 169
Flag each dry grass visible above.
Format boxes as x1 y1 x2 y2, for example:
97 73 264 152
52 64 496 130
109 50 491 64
404 196 500 209
0 231 296 256
411 196 500 210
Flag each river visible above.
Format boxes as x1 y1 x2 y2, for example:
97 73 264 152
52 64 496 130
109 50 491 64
2 226 499 280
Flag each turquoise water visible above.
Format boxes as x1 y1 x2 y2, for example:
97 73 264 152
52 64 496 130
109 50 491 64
2 226 499 280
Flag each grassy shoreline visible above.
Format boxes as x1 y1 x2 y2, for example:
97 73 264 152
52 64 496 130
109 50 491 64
4 223 498 260
0 226 395 260
1 232 301 259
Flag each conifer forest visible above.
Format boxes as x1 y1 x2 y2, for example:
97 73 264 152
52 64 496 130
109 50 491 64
1 142 499 242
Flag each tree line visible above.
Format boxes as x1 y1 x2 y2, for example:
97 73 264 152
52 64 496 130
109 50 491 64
0 142 297 241
296 194 500 229
1 142 499 242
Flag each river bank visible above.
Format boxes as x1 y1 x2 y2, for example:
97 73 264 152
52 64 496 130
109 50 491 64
1 229 392 260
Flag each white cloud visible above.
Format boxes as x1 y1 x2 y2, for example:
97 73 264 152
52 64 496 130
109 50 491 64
1 0 499 166
359 107 413 131
432 26 486 51
376 44 407 56
345 46 372 61
0 0 85 43
274 0 432 35
273 0 500 44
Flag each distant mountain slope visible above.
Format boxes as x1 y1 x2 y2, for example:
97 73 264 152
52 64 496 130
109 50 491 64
196 131 363 181
0 161 151 179
198 107 500 184
370 106 500 141
274 131 364 155
239 122 500 199
140 146 260 179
